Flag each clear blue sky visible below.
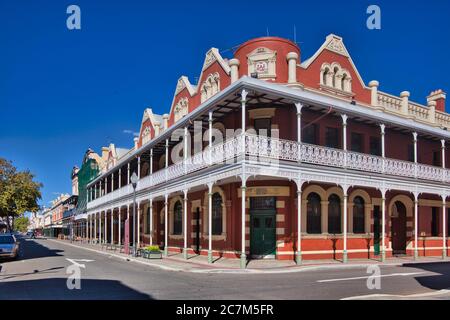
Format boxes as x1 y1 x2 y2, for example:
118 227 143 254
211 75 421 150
1 0 449 208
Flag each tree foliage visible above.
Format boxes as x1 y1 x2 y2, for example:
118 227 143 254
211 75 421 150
14 216 29 233
0 158 42 231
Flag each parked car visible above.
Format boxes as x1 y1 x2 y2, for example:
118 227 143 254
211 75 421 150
0 234 19 260
26 231 35 239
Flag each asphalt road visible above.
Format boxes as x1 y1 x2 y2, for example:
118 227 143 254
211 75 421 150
1 237 450 300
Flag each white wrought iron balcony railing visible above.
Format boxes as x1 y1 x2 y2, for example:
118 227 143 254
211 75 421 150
87 133 449 209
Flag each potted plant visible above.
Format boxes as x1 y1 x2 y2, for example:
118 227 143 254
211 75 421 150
142 245 162 259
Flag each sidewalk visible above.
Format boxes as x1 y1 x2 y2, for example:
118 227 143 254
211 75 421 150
48 238 450 274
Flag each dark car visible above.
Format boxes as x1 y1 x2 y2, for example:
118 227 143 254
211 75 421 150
0 234 19 260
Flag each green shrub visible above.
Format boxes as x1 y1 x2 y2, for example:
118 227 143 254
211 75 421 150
144 245 161 252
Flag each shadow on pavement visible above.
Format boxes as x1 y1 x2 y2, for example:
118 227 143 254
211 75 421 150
403 262 450 290
0 278 153 300
16 238 64 261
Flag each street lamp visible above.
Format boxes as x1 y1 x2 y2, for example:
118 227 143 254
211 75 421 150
130 171 138 257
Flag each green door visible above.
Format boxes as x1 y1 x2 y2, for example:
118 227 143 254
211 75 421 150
250 213 276 256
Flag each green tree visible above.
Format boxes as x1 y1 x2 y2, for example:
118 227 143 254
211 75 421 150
14 216 29 233
0 158 42 231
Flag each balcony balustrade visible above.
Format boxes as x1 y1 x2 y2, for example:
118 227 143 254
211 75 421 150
87 133 449 209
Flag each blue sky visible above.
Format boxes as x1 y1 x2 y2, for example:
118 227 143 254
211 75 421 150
1 0 450 208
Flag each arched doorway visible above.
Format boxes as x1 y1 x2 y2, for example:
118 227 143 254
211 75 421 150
391 201 407 254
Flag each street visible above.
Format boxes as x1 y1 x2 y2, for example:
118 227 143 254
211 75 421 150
1 237 450 300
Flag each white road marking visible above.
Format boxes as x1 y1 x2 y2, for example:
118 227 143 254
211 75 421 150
317 271 429 283
342 289 450 300
66 258 94 268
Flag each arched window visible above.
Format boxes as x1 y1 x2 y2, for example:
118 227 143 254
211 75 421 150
173 201 182 235
328 194 341 234
322 68 329 86
307 192 321 234
332 67 339 88
212 192 223 235
341 73 347 91
353 196 365 234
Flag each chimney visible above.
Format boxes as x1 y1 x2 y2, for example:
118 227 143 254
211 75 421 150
134 137 139 149
163 114 169 130
427 89 446 113
101 147 109 160
400 91 410 115
286 52 299 84
368 80 379 107
154 121 161 136
229 58 240 83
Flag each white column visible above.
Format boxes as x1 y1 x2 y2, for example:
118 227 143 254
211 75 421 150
165 139 169 181
414 193 419 260
105 177 108 195
111 172 114 191
240 180 246 269
164 194 168 256
341 115 348 169
209 111 213 165
207 183 213 263
184 127 188 174
341 114 348 151
118 168 122 188
111 208 114 245
380 124 386 172
413 132 418 178
183 189 188 259
118 209 121 246
296 189 302 264
381 190 386 262
94 214 97 243
295 103 303 144
150 149 153 186
127 163 130 185
241 89 248 155
104 210 107 244
98 212 101 244
149 198 153 246
137 205 140 249
343 189 348 263
137 156 141 179
441 140 446 182
442 196 447 259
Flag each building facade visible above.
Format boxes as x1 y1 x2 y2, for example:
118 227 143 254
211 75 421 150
82 35 449 268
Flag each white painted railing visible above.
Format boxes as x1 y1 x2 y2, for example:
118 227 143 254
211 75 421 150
245 134 449 183
88 134 449 209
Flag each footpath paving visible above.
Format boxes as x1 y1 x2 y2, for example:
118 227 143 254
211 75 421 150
46 238 450 274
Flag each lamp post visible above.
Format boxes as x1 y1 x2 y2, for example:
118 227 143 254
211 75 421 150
130 171 138 257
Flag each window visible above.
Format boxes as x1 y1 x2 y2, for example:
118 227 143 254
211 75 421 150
328 194 342 234
432 207 438 237
353 196 365 234
351 132 364 153
173 201 182 235
254 118 271 137
212 193 223 235
303 123 318 145
307 193 321 234
369 136 381 156
325 127 339 148
200 73 220 103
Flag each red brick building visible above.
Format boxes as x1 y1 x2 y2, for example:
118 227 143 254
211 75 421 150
83 34 449 268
